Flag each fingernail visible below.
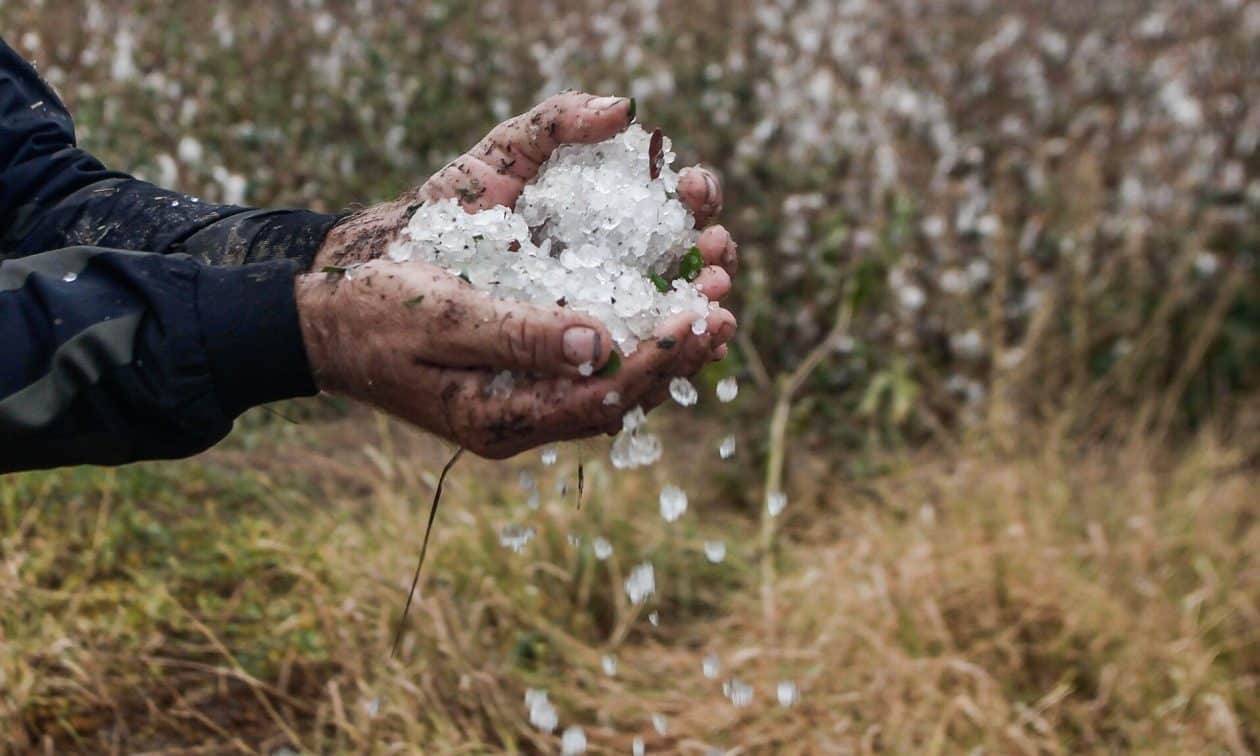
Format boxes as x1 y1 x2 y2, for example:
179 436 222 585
589 96 628 113
564 326 599 366
722 241 738 269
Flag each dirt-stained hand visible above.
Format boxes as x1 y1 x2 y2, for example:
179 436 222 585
296 260 736 458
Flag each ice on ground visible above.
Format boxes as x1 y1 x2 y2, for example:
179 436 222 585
648 610 660 626
526 689 558 733
777 680 800 707
703 540 726 563
659 484 688 522
702 653 721 679
718 434 736 459
625 562 656 605
541 445 558 465
669 376 698 406
716 376 739 402
602 654 618 676
723 678 754 707
562 726 587 755
389 124 708 354
652 713 668 735
633 736 646 756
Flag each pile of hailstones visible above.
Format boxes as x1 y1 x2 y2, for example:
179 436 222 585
389 124 795 753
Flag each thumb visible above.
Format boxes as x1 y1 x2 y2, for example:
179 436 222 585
419 283 614 377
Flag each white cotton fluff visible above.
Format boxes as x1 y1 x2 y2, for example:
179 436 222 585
388 124 708 354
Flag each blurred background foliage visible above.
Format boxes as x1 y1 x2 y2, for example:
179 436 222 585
3 0 1255 453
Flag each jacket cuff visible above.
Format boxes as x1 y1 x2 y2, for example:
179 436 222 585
196 259 317 417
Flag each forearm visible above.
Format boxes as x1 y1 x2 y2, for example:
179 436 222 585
0 247 314 473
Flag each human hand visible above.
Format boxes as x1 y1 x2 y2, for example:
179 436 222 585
311 91 737 306
296 260 735 458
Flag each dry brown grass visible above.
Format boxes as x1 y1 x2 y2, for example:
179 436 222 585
2 407 1257 754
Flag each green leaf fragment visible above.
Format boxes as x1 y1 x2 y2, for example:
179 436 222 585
595 350 622 377
679 246 704 282
649 272 672 292
404 295 425 308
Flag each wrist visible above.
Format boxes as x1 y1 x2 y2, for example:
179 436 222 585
310 198 413 270
295 273 344 393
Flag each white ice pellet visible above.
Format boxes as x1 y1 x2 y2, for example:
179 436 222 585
541 445 558 466
390 125 706 354
767 491 788 517
625 562 656 605
602 654 618 676
723 678 754 707
669 377 698 407
702 653 720 679
592 537 613 560
703 540 726 563
777 680 800 707
652 713 668 735
716 377 739 403
633 736 645 756
718 435 736 459
648 611 660 626
526 689 558 733
498 524 535 553
62 271 77 283
602 391 621 406
562 726 587 755
659 484 688 522
691 317 708 335
486 370 515 398
578 361 594 377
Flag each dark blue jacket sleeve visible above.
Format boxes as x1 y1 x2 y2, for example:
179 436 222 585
0 39 329 471
0 37 342 268
0 248 315 471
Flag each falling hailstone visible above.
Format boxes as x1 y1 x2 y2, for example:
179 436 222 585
526 689 558 733
723 678 754 707
541 445 558 466
777 680 800 708
62 271 77 283
715 377 739 403
766 491 788 518
602 654 618 676
718 435 736 459
562 726 587 755
388 124 707 355
498 524 535 553
633 736 645 756
648 610 660 626
625 562 656 605
659 484 688 522
610 407 662 469
669 376 698 407
703 540 726 563
702 653 720 679
592 537 613 561
652 713 668 735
